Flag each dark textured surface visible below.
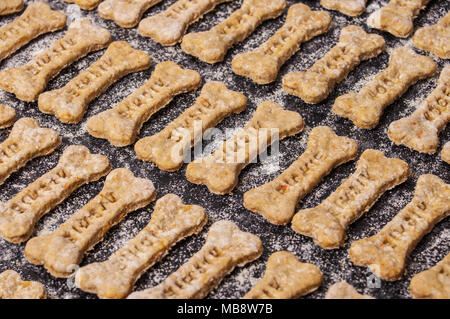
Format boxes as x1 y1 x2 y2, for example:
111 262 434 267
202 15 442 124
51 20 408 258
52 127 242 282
0 0 448 299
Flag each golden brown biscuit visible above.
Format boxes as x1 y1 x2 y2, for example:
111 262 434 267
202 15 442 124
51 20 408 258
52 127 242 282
325 281 374 299
232 3 331 85
410 253 450 299
0 0 23 16
127 220 263 299
413 12 450 59
243 251 322 299
0 104 16 128
75 194 207 299
0 145 111 244
333 47 436 129
442 142 450 164
38 41 151 124
186 101 304 194
64 0 102 11
0 270 46 299
320 0 367 16
349 174 449 281
98 0 162 28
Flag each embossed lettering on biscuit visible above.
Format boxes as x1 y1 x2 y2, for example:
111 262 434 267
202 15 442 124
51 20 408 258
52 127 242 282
367 0 430 38
0 0 23 16
24 168 156 278
0 270 46 299
410 253 450 299
0 104 16 128
0 2 65 62
413 12 450 59
232 3 331 85
243 251 322 299
98 0 163 28
87 61 201 147
0 118 60 186
244 126 357 225
320 0 367 16
292 149 410 249
282 25 385 104
325 281 374 299
128 220 263 299
135 82 247 172
349 174 449 281
0 18 111 102
181 0 287 64
75 194 207 298
186 101 304 194
38 41 151 124
0 145 111 244
139 0 233 46
388 66 450 154
333 47 436 129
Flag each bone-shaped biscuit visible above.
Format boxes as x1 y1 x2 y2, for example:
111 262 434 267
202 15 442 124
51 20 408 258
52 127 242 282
0 270 46 299
292 149 410 249
367 0 430 38
244 126 357 226
128 220 263 299
242 251 322 299
75 194 207 298
87 61 202 147
442 142 450 164
0 18 111 102
388 66 450 154
135 82 247 172
0 104 16 128
181 0 287 64
0 145 111 244
413 12 450 59
38 41 151 124
98 0 162 28
320 0 367 17
325 281 374 299
24 168 156 278
410 253 450 299
186 101 304 194
0 0 23 16
0 118 60 186
333 47 437 129
232 3 331 85
349 174 450 281
0 2 65 62
138 0 233 46
64 0 102 11
282 25 385 104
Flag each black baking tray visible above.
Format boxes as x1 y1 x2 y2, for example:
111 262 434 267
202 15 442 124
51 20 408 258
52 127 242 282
0 0 448 299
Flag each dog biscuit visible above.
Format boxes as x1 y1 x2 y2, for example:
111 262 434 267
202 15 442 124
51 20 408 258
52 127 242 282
0 2 65 62
325 281 374 299
388 66 450 154
244 126 357 225
24 168 155 278
128 220 263 299
349 174 450 281
64 0 102 11
87 61 202 147
283 25 385 104
243 251 322 299
0 270 46 299
410 253 450 299
181 0 287 64
0 18 111 102
333 47 436 129
186 101 304 194
413 12 450 59
38 41 151 124
0 104 16 128
0 145 111 244
98 0 162 28
442 142 450 164
0 118 60 186
232 3 331 85
367 0 430 38
320 0 367 16
0 0 23 16
135 82 247 172
139 0 233 46
292 149 410 249
75 194 207 298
